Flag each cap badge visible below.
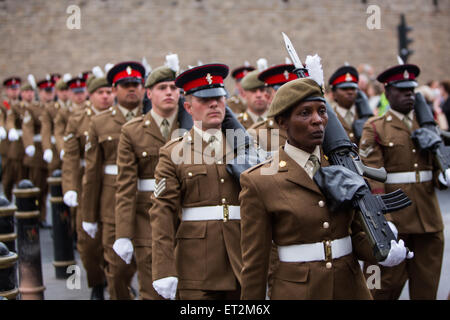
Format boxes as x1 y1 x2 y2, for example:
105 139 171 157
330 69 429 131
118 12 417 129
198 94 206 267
403 70 409 79
12 79 16 84
76 80 80 86
283 70 290 80
206 73 213 85
345 73 352 82
126 66 132 75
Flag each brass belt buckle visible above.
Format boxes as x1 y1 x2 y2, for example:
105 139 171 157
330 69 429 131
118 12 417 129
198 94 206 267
223 204 229 222
323 240 332 262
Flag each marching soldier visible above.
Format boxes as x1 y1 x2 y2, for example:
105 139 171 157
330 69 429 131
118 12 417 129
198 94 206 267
359 63 447 300
227 63 255 114
114 65 183 300
62 73 114 300
150 64 243 300
81 61 146 300
236 70 270 130
328 65 360 143
22 77 55 226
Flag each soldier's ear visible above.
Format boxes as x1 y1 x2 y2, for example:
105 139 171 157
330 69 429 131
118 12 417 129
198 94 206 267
183 100 193 117
146 88 152 100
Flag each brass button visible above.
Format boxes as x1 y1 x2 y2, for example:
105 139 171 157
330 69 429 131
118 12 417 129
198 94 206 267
388 142 394 147
412 149 416 153
112 110 116 116
188 172 193 177
386 115 392 122
326 262 332 269
107 136 112 141
279 160 286 168
349 133 354 138
84 131 88 136
220 178 225 183
414 163 418 168
142 151 148 157
318 200 325 208
144 120 150 126
222 198 226 204
323 222 330 229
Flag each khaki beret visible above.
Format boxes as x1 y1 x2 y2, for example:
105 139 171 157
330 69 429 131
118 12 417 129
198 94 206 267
145 66 176 88
20 82 34 91
240 70 265 91
55 78 69 90
87 76 110 94
267 78 324 117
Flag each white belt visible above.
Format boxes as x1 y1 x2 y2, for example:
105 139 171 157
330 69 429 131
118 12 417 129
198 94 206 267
80 159 86 167
137 179 156 192
182 205 241 222
51 135 56 144
278 236 352 262
16 129 23 137
104 164 118 175
33 134 42 142
385 170 432 184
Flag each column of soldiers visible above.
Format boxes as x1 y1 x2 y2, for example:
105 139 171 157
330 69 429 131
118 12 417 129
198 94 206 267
0 54 448 300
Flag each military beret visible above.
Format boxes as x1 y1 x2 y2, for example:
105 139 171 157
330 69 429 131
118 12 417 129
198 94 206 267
20 82 33 91
240 70 266 91
328 65 359 89
88 76 110 94
55 78 69 91
51 74 61 83
3 77 21 88
145 66 176 88
267 78 325 118
377 64 420 88
107 61 145 86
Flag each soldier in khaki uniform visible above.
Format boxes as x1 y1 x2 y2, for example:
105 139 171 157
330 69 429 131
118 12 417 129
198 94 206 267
239 75 411 300
227 64 255 114
22 77 56 225
62 73 113 300
328 65 360 144
4 80 35 200
150 64 243 300
114 66 185 300
81 61 146 300
359 63 447 300
236 70 270 130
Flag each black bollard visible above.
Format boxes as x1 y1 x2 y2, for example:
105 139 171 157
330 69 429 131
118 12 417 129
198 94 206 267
0 242 19 300
13 179 45 300
0 196 17 253
47 170 76 279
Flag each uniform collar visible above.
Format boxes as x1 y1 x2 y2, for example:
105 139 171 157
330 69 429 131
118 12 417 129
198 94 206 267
389 108 414 122
150 108 177 130
333 101 356 120
284 141 321 173
117 104 140 119
246 108 267 123
192 124 223 145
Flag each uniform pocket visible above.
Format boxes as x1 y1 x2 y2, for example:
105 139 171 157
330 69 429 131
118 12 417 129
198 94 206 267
271 262 309 300
182 165 208 204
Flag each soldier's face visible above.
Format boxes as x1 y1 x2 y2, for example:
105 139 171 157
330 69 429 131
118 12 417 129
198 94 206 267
39 89 54 103
386 86 415 114
6 87 20 100
90 87 113 110
21 90 34 102
277 100 328 154
243 88 270 115
70 90 87 104
332 87 357 109
56 89 69 102
147 81 179 116
113 82 144 109
264 87 275 104
184 95 226 130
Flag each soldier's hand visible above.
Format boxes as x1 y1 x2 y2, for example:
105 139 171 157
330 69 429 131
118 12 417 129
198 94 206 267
438 169 450 187
43 149 53 163
60 149 65 160
379 239 414 267
113 238 134 264
25 145 36 157
153 277 178 300
0 127 7 140
7 128 19 141
82 221 98 239
63 191 78 207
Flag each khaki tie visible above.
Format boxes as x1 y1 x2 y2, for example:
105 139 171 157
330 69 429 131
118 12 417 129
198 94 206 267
126 111 134 122
344 110 353 126
403 116 412 131
161 119 170 141
257 116 264 122
308 154 321 177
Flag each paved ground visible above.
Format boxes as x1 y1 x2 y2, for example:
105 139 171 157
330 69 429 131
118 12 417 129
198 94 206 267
3 187 450 300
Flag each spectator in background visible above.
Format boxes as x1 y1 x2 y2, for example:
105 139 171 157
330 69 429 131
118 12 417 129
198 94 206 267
439 80 450 131
367 81 384 113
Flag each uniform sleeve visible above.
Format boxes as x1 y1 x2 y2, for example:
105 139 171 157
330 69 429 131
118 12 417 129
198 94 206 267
359 120 385 194
54 109 66 154
5 106 17 131
40 107 53 151
239 172 272 300
81 119 102 223
115 127 138 240
21 107 35 148
61 115 81 194
150 146 181 281
349 211 378 264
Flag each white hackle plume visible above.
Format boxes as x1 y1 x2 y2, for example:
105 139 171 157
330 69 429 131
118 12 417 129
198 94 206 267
105 63 114 74
305 54 324 87
244 60 250 67
63 73 72 83
92 66 104 79
257 58 268 72
187 65 195 69
45 74 51 81
142 57 152 75
165 53 180 73
344 61 350 66
27 74 36 90
397 55 405 65
285 57 292 64
197 60 203 66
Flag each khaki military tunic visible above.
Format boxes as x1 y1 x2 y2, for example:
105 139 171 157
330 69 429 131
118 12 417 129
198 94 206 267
115 112 181 300
359 110 445 300
0 99 14 183
237 111 255 130
227 95 247 114
40 101 62 172
150 128 243 297
239 147 375 300
248 118 287 152
331 102 359 144
62 106 105 288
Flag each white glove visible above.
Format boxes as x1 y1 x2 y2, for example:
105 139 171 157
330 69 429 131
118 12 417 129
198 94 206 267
63 190 78 207
43 149 53 163
82 221 98 239
438 168 450 187
113 238 134 264
387 221 398 239
7 128 18 141
0 127 7 140
153 277 178 300
60 149 65 160
25 145 36 157
379 240 414 267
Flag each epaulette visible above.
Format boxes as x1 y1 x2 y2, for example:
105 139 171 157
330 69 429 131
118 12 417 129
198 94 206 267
163 135 184 149
367 114 385 124
242 157 274 175
123 115 144 128
237 112 248 121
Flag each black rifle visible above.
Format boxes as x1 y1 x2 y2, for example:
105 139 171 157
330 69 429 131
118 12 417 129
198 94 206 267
412 92 450 174
352 89 374 141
